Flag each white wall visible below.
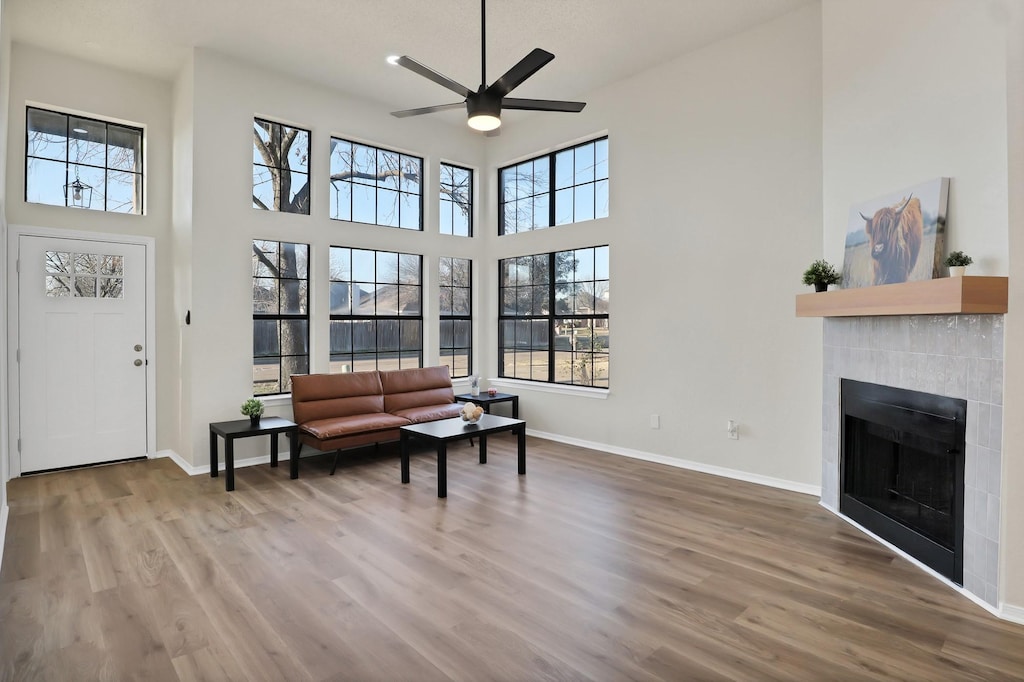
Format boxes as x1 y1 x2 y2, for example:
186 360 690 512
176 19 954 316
479 4 824 489
4 43 178 459
821 0 1020 611
0 0 12 549
821 0 1010 271
1001 0 1024 612
181 49 485 465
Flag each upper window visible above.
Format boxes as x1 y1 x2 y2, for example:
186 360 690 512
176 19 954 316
329 138 422 230
440 257 472 378
26 107 143 213
499 245 609 388
329 247 422 372
253 240 309 395
253 118 310 214
499 137 608 235
440 163 473 237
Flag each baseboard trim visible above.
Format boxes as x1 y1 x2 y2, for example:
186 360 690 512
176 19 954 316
528 429 821 497
819 501 1022 622
153 448 292 477
999 602 1024 625
0 503 9 571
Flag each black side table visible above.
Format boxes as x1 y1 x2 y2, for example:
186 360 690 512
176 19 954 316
454 392 519 418
209 417 299 492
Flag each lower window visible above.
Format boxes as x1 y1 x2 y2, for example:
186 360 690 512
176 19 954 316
329 246 423 372
252 240 309 395
498 246 609 387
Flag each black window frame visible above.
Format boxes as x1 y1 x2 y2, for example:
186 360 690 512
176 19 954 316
498 136 608 235
439 257 472 378
498 245 609 388
25 105 145 214
252 117 311 215
252 240 310 396
439 162 473 237
329 246 423 372
329 137 424 230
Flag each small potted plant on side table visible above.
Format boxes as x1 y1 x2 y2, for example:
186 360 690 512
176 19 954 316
241 398 265 427
945 251 973 277
802 259 842 292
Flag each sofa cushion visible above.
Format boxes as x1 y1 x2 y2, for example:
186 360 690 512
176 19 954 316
300 412 410 441
380 366 455 414
291 372 385 425
392 402 463 424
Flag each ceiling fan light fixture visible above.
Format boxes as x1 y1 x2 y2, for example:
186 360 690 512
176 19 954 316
467 113 500 131
466 94 501 131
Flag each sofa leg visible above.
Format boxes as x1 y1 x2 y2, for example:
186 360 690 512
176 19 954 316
330 449 342 476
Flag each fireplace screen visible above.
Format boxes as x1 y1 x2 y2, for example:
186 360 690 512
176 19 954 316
841 379 965 584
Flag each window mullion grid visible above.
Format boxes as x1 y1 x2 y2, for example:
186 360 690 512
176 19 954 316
547 252 556 382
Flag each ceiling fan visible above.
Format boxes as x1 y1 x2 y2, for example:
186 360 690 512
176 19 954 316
389 0 586 132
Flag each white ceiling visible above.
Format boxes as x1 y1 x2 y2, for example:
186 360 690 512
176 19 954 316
7 0 812 120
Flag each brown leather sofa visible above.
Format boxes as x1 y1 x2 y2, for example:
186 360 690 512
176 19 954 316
291 366 463 474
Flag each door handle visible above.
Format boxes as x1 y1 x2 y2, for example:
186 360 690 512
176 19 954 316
134 359 143 367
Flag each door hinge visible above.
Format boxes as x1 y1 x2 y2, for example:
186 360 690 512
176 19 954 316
16 348 19 363
17 438 21 453
15 259 19 274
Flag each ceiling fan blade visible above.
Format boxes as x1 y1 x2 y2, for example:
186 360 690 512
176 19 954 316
390 102 466 118
396 56 473 99
488 48 554 97
501 98 587 113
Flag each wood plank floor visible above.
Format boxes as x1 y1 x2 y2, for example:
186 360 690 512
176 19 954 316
3 436 1024 681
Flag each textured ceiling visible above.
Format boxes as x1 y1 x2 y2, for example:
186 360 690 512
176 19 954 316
7 0 813 117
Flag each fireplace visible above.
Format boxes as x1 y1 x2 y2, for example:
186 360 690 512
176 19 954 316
841 379 966 584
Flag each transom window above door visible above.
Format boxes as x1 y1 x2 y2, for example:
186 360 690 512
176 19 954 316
44 250 124 298
25 107 144 214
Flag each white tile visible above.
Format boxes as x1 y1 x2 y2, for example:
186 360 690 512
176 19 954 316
985 493 1001 543
989 405 1003 453
966 401 980 447
978 402 991 449
965 444 978 488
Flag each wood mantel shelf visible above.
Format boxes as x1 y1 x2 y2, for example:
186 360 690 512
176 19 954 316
795 276 1008 317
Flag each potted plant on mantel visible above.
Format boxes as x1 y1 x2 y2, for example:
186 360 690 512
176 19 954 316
241 397 265 427
802 259 842 292
944 250 973 277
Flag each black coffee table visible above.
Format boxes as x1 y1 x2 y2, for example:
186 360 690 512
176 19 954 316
400 414 526 498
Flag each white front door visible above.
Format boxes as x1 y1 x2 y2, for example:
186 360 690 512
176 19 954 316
18 235 149 473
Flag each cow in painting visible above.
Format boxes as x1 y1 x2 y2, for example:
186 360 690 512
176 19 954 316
861 195 923 285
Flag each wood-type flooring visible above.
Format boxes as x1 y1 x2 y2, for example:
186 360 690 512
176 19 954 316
2 436 1024 681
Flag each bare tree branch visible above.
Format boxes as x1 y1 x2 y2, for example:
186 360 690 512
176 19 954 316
253 195 270 211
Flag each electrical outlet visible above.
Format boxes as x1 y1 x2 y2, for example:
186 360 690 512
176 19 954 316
727 419 739 439
649 414 660 429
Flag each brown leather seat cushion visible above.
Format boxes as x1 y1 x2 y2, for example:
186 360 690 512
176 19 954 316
380 366 456 413
393 402 463 424
301 412 410 440
291 372 386 425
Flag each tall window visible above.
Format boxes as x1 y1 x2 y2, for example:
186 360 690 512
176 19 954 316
499 137 608 235
253 118 310 214
439 257 472 378
26 106 143 213
329 138 422 230
253 240 309 395
499 245 609 388
440 163 473 236
329 247 422 372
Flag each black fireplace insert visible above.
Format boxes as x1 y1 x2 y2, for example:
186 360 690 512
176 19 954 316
840 379 966 584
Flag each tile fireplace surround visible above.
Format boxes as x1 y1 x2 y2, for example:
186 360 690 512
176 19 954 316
821 314 1003 607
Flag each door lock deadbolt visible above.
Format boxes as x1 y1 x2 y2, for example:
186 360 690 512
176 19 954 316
134 359 143 367
134 344 143 352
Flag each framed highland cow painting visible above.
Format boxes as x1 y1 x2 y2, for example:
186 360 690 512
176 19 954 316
841 178 949 289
